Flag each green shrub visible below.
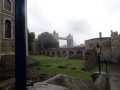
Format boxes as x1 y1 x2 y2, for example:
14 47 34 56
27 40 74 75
71 67 77 70
45 65 50 67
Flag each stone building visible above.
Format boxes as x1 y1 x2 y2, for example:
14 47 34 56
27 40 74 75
85 30 120 62
0 0 28 56
0 0 15 55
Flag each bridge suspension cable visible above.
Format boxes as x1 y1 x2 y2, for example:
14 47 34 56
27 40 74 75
73 40 77 47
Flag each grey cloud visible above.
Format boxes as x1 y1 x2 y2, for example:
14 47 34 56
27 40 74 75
28 9 54 36
28 0 54 34
64 19 94 45
67 19 92 34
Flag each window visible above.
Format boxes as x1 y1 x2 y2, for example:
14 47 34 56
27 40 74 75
4 0 11 11
5 20 11 38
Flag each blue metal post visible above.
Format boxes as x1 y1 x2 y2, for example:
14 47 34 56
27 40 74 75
98 53 101 74
96 43 101 74
15 0 26 90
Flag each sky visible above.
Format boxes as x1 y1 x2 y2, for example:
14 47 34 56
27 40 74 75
27 0 120 46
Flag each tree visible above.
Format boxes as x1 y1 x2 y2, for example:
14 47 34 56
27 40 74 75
28 32 35 51
37 32 59 49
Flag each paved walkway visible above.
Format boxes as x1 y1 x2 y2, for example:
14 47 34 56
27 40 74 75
108 64 120 90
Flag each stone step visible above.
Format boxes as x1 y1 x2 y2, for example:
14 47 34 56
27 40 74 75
0 78 15 90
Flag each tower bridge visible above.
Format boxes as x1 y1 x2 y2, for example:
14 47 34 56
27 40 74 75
52 31 74 48
59 37 68 40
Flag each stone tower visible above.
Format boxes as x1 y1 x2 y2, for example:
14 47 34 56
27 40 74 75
53 30 59 42
67 33 73 48
111 30 120 61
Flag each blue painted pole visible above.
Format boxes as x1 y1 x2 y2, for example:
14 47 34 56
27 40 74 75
98 53 101 74
15 0 26 90
96 43 101 74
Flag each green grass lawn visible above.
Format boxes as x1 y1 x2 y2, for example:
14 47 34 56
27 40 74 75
33 55 106 80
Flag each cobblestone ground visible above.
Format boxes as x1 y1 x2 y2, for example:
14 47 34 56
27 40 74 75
108 64 120 90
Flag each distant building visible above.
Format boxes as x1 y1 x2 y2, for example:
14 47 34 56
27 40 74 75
52 31 74 48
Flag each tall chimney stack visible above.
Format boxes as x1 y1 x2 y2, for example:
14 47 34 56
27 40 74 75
99 32 102 38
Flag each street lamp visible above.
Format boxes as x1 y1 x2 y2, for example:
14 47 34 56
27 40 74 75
95 43 101 74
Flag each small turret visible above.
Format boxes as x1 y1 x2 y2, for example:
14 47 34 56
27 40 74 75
52 30 59 42
53 30 56 35
111 30 118 38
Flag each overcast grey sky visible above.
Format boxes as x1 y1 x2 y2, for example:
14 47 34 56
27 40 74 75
27 0 120 46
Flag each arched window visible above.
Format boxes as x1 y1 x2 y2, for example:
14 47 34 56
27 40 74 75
4 0 11 11
5 20 11 38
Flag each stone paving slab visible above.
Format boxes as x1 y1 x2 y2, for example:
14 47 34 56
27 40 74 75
108 64 120 90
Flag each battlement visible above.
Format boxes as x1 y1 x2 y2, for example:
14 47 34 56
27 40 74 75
111 30 120 39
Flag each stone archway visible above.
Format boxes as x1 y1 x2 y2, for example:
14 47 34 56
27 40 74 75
57 51 61 57
62 51 67 57
47 51 50 56
69 51 74 56
69 51 75 59
76 51 83 59
51 51 55 57
39 51 42 55
43 52 46 55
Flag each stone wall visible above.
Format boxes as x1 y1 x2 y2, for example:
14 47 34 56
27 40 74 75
0 0 15 54
85 37 111 61
111 31 120 61
38 47 85 59
0 55 39 80
82 50 97 71
85 31 120 62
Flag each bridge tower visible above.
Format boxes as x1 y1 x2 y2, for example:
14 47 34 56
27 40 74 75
53 30 59 42
67 33 73 48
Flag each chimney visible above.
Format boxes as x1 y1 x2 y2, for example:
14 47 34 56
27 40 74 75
99 32 102 38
